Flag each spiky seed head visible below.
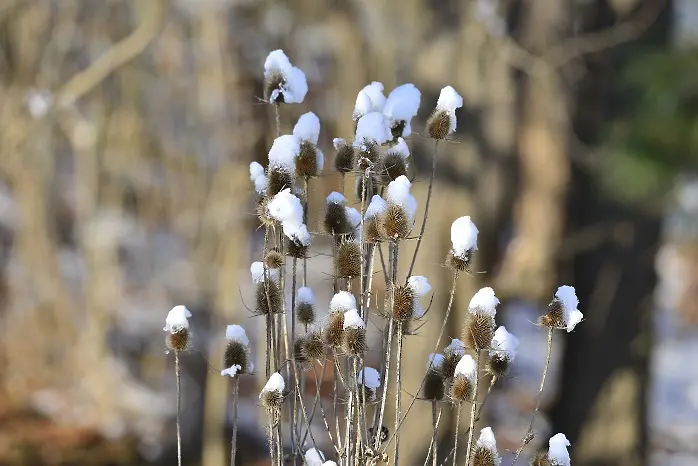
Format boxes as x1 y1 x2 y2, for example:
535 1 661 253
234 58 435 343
324 202 351 235
529 451 552 466
423 369 445 401
335 240 362 278
426 110 452 140
224 340 250 374
255 281 283 315
486 354 510 378
364 218 382 244
293 335 311 368
324 311 344 347
296 302 315 326
392 284 416 322
302 331 325 360
335 142 355 173
264 248 284 269
451 375 473 401
442 352 461 380
260 390 285 409
539 298 565 329
256 198 276 228
166 329 190 352
355 174 380 203
379 152 408 186
359 385 376 404
267 168 294 196
286 237 309 259
378 204 412 240
342 327 367 356
263 69 286 103
447 249 473 273
390 120 406 141
471 446 498 466
464 313 495 351
356 141 379 170
296 141 320 178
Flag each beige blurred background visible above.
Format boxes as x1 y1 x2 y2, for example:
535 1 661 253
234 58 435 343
1 0 697 465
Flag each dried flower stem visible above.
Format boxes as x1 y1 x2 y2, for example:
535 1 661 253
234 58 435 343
431 401 440 466
393 320 404 466
230 377 239 466
511 327 554 464
175 350 182 466
289 256 298 462
274 102 281 137
407 139 438 278
452 403 462 466
464 351 481 465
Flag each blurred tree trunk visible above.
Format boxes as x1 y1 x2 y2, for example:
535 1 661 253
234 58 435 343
551 2 673 465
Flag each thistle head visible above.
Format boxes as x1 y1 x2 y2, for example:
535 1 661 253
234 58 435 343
539 286 583 332
263 50 308 104
164 305 192 352
426 85 463 140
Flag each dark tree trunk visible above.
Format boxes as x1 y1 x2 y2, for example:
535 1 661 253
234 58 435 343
550 2 673 465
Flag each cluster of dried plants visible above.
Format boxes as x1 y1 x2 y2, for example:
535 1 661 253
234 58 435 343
163 49 585 466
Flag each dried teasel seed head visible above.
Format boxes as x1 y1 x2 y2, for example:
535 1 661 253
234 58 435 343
539 298 565 329
392 284 416 322
256 198 276 228
379 152 408 185
471 447 498 466
342 327 367 356
390 120 407 141
260 390 285 409
263 69 286 103
378 204 412 240
334 139 355 173
302 331 325 361
450 375 473 402
446 249 474 273
293 335 311 368
355 174 380 203
356 141 380 170
286 238 309 259
324 202 351 236
267 168 294 197
335 240 362 278
264 248 284 269
323 311 344 348
364 217 382 244
486 353 510 378
426 110 452 140
423 368 446 401
255 281 283 315
166 329 191 352
296 302 315 326
224 340 250 374
464 313 496 351
441 352 461 380
359 385 376 404
296 141 320 178
529 451 552 466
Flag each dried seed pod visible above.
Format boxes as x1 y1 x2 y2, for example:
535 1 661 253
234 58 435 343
423 369 445 401
390 120 407 141
296 141 320 178
378 204 412 240
260 390 285 409
324 201 351 235
293 335 311 368
286 237 309 259
296 302 315 326
486 353 510 378
334 140 355 173
441 352 461 380
356 141 379 170
342 327 367 356
471 446 498 466
323 311 344 348
364 217 382 244
255 281 283 315
224 340 250 374
539 298 565 329
166 329 191 352
257 198 276 228
450 375 473 402
379 151 408 185
264 248 284 270
335 240 362 278
464 313 496 351
426 110 451 140
263 69 286 104
529 451 552 466
302 331 325 361
446 249 473 273
392 284 416 322
267 168 294 196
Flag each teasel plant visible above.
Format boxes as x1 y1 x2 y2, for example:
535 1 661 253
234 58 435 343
161 48 587 466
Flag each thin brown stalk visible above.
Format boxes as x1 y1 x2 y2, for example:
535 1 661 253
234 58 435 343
431 401 440 466
464 351 481 465
175 350 182 466
452 403 462 466
230 378 239 466
393 321 404 466
274 102 281 137
511 328 554 464
407 139 438 278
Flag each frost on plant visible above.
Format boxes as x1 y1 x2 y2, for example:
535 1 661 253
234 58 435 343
250 261 280 284
427 85 463 140
164 305 192 333
548 433 571 466
263 49 308 104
